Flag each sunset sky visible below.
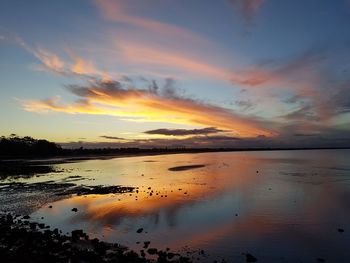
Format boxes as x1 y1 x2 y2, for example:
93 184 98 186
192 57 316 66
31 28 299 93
1 0 350 148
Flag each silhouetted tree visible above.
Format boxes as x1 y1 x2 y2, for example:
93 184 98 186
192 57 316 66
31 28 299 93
0 135 62 158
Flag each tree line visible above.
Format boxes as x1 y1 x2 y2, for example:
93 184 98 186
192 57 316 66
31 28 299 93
0 134 62 158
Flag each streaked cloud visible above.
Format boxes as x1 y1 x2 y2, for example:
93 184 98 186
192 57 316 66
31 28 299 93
13 36 110 79
22 79 275 138
230 49 349 123
94 0 207 44
144 127 224 136
100 135 127 140
116 41 231 80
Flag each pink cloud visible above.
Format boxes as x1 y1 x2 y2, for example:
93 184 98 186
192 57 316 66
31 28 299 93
116 41 231 80
94 0 207 44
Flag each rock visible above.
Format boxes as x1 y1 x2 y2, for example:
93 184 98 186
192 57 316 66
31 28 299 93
136 228 143 233
48 205 52 208
167 252 176 259
71 208 78 212
147 248 158 255
317 258 325 262
71 229 87 242
338 228 345 233
246 253 258 262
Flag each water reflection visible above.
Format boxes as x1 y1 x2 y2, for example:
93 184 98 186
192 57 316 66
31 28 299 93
32 150 350 262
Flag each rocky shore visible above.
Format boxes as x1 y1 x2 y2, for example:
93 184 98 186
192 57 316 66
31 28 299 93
0 214 190 263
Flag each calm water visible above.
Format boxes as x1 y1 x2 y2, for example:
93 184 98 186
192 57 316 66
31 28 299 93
25 150 350 262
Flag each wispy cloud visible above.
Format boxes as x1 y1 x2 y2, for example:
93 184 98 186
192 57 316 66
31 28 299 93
281 104 320 122
230 49 349 123
94 0 206 44
116 41 231 80
12 36 110 80
22 79 275 138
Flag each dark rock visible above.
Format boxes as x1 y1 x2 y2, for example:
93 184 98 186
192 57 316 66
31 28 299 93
167 252 176 259
71 208 78 212
246 253 258 262
338 228 344 233
136 228 143 233
71 229 87 242
317 258 325 262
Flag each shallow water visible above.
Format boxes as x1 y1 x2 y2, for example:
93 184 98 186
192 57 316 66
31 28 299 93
22 150 350 262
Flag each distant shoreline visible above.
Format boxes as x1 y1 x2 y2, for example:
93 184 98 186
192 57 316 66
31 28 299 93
1 147 349 163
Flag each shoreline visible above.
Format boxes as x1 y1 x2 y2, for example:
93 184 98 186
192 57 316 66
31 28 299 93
1 147 349 164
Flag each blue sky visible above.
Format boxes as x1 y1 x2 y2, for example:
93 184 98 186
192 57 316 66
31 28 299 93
1 0 350 148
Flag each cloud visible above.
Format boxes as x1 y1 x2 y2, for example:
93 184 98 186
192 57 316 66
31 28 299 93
293 133 319 137
22 79 275 138
12 36 110 80
35 48 109 80
234 99 256 111
94 0 206 44
144 127 224 136
99 135 127 140
230 0 265 25
116 41 230 80
231 49 326 88
280 104 320 121
230 49 349 123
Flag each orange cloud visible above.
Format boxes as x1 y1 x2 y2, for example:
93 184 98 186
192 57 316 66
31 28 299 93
22 80 275 137
14 36 110 79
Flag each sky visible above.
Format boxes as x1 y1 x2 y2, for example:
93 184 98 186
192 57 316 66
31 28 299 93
0 0 350 148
